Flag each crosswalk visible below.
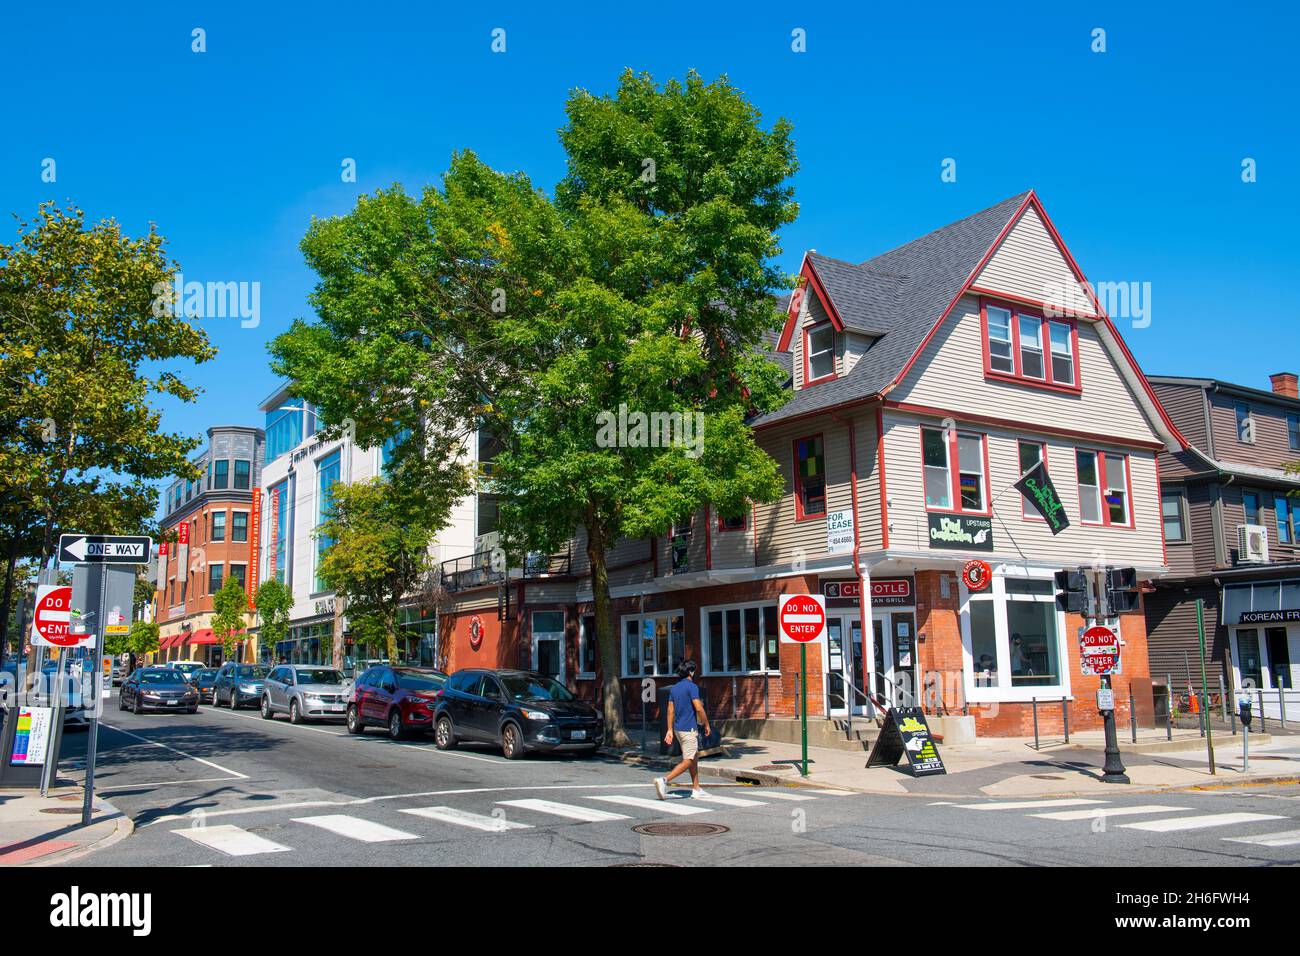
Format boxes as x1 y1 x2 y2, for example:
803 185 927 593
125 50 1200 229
942 797 1299 848
168 786 854 858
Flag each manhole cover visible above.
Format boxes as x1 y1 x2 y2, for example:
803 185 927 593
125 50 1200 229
631 822 729 837
40 807 84 814
753 764 795 772
1031 774 1066 780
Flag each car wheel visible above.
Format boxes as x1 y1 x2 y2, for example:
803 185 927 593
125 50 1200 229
346 704 365 735
434 715 457 750
261 696 273 720
133 696 142 716
117 692 126 711
289 699 303 725
501 722 525 760
388 709 405 741
229 693 240 711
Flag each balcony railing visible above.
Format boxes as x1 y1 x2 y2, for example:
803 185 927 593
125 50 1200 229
439 544 573 593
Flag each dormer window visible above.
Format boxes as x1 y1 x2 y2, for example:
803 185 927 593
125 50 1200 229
804 322 836 385
981 299 1080 392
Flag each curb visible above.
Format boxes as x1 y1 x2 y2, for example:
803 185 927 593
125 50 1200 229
29 795 135 867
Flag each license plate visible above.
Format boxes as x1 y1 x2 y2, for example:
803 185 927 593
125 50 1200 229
167 699 179 706
571 729 587 740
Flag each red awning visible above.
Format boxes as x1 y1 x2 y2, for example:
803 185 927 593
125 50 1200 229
160 634 179 649
190 629 246 645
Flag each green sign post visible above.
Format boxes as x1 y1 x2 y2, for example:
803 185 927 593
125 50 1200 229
800 643 808 777
779 594 826 779
1197 598 1216 775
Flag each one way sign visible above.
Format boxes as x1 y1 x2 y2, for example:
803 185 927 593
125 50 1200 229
58 534 153 565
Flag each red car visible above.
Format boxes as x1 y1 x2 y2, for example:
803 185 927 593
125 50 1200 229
347 665 448 740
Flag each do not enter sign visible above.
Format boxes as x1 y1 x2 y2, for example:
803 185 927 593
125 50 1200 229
30 585 92 648
779 594 827 644
1080 625 1121 676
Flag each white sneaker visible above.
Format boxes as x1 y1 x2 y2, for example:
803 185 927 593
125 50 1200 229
654 777 668 801
690 788 705 798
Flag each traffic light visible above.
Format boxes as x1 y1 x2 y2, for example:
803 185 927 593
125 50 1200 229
1055 569 1088 613
1105 567 1140 614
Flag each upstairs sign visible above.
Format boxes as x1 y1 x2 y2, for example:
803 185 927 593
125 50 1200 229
58 534 153 565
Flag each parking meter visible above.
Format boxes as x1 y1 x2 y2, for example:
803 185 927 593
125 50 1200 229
1239 696 1253 728
1238 694 1253 772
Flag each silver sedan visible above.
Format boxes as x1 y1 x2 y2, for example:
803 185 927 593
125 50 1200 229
260 664 352 724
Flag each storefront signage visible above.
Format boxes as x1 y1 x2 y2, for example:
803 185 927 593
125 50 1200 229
1239 609 1300 624
962 560 992 592
469 615 484 651
865 707 946 776
1079 624 1122 676
10 707 53 767
927 514 994 551
246 488 262 606
268 488 281 582
1014 461 1070 535
826 509 855 554
822 578 914 607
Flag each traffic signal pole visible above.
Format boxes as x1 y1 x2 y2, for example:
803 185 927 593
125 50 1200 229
1092 568 1129 784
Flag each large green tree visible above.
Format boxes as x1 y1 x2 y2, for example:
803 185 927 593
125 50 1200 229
253 579 294 663
211 576 250 662
313 478 442 665
272 71 796 744
0 203 215 575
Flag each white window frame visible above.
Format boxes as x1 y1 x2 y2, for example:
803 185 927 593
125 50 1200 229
1047 320 1075 385
530 610 566 683
805 323 836 383
986 305 1014 374
226 561 249 592
1162 488 1187 542
1018 314 1045 380
922 426 952 510
230 508 251 543
619 609 685 678
700 601 781 676
961 566 1073 703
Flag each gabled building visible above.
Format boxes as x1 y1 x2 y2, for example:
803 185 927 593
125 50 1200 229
153 425 266 665
1147 373 1300 718
439 191 1185 738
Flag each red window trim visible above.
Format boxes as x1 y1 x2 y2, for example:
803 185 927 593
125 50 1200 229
919 426 992 517
802 321 838 388
979 297 1082 395
793 433 828 521
1018 440 1049 522
1075 448 1136 529
716 509 747 532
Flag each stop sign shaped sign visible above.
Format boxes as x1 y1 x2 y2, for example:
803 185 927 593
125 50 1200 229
1080 625 1121 676
30 584 88 647
779 594 827 644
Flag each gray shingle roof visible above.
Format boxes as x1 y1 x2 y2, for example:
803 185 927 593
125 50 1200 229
753 191 1031 428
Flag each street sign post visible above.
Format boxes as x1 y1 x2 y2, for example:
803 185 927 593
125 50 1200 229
779 594 827 777
58 534 152 565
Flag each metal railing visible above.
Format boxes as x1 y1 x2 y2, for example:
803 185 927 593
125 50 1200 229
439 544 572 592
1030 697 1072 750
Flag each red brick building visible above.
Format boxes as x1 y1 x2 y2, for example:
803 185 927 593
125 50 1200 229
440 192 1183 739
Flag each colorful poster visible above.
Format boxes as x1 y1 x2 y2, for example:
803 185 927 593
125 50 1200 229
10 706 53 767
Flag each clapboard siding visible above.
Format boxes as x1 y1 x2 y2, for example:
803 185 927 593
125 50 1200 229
1210 391 1300 470
892 294 1159 444
973 205 1094 314
1145 584 1230 695
881 411 1166 569
791 287 855 389
1151 381 1209 453
754 415 855 568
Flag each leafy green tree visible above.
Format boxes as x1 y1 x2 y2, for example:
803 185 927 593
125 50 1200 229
313 478 437 666
124 618 160 657
272 71 795 744
0 202 215 572
211 576 250 663
253 579 294 663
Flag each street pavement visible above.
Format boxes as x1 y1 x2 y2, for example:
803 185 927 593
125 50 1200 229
52 705 1300 867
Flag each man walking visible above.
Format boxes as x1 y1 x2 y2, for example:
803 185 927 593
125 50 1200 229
655 660 712 799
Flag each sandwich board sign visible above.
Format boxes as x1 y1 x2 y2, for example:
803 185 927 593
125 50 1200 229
866 706 947 776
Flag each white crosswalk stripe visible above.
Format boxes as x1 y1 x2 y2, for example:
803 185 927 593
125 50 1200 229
497 799 630 822
681 791 768 807
400 806 533 832
172 824 292 857
1119 812 1286 833
734 789 817 801
955 799 1105 811
587 794 714 815
292 814 419 842
1223 829 1300 847
1031 805 1190 821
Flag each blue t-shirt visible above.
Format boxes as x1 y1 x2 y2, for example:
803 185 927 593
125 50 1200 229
669 679 701 732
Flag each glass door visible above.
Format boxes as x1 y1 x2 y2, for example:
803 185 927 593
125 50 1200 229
826 620 848 717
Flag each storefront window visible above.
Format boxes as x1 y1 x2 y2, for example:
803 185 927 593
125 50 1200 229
964 571 1065 698
621 612 684 677
1237 629 1262 689
704 603 779 674
578 614 598 676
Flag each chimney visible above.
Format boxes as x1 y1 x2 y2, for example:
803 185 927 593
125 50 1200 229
1270 372 1298 399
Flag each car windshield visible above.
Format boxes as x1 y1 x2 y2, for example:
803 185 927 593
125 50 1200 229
195 670 218 681
499 674 574 702
173 663 201 674
235 666 269 679
140 670 182 684
295 669 344 685
396 671 445 691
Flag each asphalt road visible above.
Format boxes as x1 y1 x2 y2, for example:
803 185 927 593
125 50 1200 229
53 703 1300 867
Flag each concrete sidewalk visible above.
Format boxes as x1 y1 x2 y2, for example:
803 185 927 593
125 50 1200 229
0 786 133 866
613 727 1300 798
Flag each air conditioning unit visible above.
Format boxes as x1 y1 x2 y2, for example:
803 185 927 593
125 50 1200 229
1238 524 1270 564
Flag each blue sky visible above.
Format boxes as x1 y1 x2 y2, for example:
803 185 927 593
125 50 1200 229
3 2 1297 490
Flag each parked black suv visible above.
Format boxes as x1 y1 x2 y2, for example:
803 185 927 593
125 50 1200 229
433 669 603 759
